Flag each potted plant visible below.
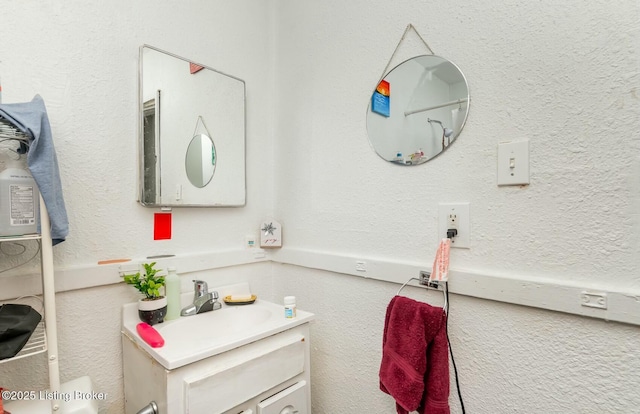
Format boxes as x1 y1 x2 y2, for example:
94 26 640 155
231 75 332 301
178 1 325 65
123 262 167 325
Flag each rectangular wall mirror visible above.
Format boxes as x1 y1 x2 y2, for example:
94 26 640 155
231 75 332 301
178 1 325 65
138 45 246 207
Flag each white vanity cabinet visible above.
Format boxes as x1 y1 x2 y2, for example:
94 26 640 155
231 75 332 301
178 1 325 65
121 291 314 414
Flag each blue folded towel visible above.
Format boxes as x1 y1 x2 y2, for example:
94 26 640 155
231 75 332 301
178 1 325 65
0 95 69 245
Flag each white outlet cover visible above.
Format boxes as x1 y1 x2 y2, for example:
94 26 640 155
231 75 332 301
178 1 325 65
438 202 470 248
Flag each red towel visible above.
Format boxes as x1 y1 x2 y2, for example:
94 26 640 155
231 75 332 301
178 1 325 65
380 295 450 414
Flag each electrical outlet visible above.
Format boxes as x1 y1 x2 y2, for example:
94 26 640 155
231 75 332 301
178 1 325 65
438 202 470 248
245 235 257 249
355 261 367 272
447 212 458 238
581 291 607 309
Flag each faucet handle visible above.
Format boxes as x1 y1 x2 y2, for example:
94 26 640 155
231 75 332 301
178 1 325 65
211 290 219 300
192 280 209 299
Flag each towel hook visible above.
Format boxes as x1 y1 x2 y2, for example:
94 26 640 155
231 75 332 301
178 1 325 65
396 271 448 313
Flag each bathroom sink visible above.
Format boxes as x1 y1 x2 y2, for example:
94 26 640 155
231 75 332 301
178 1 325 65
121 283 314 370
157 305 273 340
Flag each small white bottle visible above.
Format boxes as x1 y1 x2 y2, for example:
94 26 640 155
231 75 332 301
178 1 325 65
164 267 181 320
284 296 296 319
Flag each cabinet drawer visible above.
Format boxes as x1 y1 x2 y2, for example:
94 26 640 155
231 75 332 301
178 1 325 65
257 380 308 414
184 334 306 414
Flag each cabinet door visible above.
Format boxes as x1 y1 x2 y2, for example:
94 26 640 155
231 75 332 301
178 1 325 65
257 381 308 414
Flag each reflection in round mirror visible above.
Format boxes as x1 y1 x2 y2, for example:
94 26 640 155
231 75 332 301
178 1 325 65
185 134 216 188
366 55 469 165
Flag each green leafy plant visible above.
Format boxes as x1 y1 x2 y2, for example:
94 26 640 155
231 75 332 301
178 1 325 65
122 262 166 300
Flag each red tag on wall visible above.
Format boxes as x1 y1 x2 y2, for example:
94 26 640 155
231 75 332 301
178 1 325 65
154 213 172 240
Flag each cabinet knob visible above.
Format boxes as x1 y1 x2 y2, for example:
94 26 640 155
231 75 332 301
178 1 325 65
136 401 158 414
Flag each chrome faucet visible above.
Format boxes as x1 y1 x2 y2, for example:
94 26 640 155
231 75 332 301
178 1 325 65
193 280 208 302
180 280 221 316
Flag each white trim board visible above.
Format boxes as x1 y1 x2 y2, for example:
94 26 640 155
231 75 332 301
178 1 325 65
2 246 639 326
271 248 640 326
0 248 269 301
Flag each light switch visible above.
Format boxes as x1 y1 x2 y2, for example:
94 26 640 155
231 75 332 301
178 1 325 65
497 140 530 186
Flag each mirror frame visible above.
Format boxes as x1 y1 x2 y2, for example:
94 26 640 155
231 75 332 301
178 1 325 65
138 44 247 207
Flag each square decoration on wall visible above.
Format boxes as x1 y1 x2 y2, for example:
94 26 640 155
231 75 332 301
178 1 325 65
154 213 172 240
260 220 282 248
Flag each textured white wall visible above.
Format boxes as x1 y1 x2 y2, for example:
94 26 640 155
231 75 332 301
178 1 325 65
0 1 276 413
1 0 640 413
273 0 639 286
271 0 640 413
0 0 276 269
271 264 640 413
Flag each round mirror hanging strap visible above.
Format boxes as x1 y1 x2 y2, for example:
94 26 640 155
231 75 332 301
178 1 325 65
377 23 434 84
191 115 216 169
192 115 212 139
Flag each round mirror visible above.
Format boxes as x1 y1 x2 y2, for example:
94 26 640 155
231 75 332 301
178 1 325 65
185 134 216 188
366 55 469 165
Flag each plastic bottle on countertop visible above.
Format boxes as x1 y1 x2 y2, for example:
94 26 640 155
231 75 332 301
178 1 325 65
165 267 181 320
284 296 297 319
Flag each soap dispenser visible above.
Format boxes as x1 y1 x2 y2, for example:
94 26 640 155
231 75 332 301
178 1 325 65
164 267 181 320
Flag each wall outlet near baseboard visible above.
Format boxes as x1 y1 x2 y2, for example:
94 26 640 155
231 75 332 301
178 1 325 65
438 202 470 248
581 291 607 309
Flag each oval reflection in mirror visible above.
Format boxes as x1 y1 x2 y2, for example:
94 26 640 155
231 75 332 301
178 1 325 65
185 134 216 188
366 55 469 165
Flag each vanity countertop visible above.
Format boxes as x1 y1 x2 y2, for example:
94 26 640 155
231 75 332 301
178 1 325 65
121 283 314 370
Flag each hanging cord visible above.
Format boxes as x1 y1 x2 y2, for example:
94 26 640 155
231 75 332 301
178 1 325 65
9 294 44 314
191 115 216 167
445 287 466 413
377 23 435 84
0 138 29 147
0 117 31 156
192 115 212 138
1 240 27 256
0 240 41 274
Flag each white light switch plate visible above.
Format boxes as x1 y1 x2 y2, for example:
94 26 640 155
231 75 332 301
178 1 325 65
497 140 530 186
